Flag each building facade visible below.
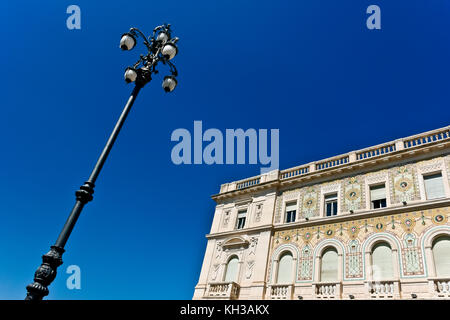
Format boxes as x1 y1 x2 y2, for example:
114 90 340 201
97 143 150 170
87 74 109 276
193 126 450 300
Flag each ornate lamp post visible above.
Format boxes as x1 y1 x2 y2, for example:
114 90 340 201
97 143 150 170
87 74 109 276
25 24 179 300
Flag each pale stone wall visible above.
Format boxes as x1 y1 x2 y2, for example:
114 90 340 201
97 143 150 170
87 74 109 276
194 127 450 300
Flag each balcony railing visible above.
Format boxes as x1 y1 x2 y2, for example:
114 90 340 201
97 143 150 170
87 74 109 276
314 282 341 299
403 127 450 149
206 282 240 300
316 156 349 171
280 165 309 180
430 277 450 298
356 143 396 160
236 177 260 190
268 284 293 300
367 280 399 299
220 126 450 192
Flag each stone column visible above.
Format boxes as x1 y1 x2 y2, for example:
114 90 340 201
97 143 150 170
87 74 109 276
338 253 343 282
314 256 321 282
425 245 436 278
250 231 272 299
364 251 372 298
392 248 400 280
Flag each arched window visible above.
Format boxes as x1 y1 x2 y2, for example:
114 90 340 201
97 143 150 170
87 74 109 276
371 242 393 280
432 236 450 277
276 252 293 284
224 256 239 282
320 247 338 282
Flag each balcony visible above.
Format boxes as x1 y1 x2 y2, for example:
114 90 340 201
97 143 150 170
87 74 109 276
206 282 240 300
430 277 450 298
313 282 341 299
268 284 293 300
366 280 400 299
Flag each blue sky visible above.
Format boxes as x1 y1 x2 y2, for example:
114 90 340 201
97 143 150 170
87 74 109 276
0 0 449 299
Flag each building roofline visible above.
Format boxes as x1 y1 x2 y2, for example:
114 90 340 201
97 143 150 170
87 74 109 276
212 125 450 200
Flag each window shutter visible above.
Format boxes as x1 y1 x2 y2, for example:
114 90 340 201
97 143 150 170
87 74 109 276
370 185 386 201
224 257 239 282
325 193 337 201
276 253 293 284
320 248 338 282
433 236 450 277
285 202 297 212
424 173 445 199
237 210 247 218
372 243 393 280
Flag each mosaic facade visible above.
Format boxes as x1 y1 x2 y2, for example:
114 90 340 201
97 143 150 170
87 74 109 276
269 207 448 282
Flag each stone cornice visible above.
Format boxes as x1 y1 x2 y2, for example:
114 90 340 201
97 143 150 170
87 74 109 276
272 198 450 232
206 225 273 240
205 198 450 239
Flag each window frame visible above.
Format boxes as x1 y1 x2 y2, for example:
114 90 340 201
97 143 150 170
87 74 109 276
369 183 387 209
223 255 240 282
285 201 297 223
276 251 294 284
235 209 247 230
320 247 339 282
324 193 338 217
422 172 446 200
370 241 394 281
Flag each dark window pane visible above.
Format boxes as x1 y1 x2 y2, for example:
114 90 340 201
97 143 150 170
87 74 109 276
326 203 332 216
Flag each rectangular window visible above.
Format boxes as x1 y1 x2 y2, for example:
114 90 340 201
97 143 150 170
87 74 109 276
370 184 387 209
285 202 297 223
325 193 338 217
236 210 247 229
424 173 446 200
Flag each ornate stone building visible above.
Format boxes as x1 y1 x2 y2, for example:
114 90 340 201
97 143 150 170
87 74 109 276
193 126 450 300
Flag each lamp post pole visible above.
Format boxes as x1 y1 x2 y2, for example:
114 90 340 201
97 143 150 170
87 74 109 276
25 24 179 300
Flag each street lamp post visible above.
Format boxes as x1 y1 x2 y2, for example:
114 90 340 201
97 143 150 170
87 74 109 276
25 24 179 300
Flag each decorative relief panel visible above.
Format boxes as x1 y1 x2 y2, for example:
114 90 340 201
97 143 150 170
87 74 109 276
245 236 258 280
222 210 231 228
366 170 388 185
274 196 283 224
210 241 223 281
321 181 341 194
254 203 263 222
446 155 450 186
391 165 420 203
344 176 363 212
417 158 443 175
298 245 313 281
346 240 363 279
401 233 423 276
299 187 319 218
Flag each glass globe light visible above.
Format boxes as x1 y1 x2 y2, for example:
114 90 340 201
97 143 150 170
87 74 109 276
120 33 136 50
124 68 138 83
162 43 178 60
162 76 177 92
156 31 169 44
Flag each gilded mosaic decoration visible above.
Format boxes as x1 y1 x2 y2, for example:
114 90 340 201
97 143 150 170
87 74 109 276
269 206 450 282
391 165 419 203
344 176 363 212
300 187 319 218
